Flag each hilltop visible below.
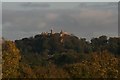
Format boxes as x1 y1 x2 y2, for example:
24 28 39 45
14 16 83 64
14 29 120 66
2 29 120 78
15 29 120 56
15 29 90 55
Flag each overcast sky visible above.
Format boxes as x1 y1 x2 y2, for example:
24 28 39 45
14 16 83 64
2 0 119 2
2 2 118 41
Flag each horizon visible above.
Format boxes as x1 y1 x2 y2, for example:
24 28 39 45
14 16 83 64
5 28 119 42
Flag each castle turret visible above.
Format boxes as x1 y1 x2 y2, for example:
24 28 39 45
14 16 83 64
50 28 54 35
60 30 63 37
50 29 53 34
60 30 64 43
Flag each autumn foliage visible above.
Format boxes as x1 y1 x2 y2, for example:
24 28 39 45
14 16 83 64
2 35 120 78
64 51 119 78
2 40 21 78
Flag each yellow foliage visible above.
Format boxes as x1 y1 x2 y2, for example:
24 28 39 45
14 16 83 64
64 51 119 78
33 64 70 78
2 40 21 78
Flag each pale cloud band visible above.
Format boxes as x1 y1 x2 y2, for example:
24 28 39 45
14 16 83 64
1 0 120 2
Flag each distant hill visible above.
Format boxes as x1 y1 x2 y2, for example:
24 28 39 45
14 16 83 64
15 30 120 56
15 30 92 66
15 30 91 55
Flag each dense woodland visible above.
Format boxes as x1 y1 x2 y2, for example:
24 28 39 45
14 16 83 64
2 33 120 78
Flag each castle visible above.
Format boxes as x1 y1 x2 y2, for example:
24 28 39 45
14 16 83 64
41 28 69 43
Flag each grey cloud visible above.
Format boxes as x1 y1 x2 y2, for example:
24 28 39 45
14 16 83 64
78 2 117 8
2 2 118 40
21 2 50 8
78 2 118 11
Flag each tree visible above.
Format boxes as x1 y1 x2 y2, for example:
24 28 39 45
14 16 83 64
108 37 119 55
54 53 76 66
91 35 108 52
64 51 119 78
2 40 21 78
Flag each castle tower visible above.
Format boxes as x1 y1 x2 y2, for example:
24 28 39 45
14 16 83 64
50 28 54 35
60 30 63 37
60 30 64 43
50 28 53 34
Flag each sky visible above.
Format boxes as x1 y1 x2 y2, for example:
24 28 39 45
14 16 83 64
2 2 118 41
1 0 120 2
0 2 1 38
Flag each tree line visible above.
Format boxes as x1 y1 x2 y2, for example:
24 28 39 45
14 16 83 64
15 33 120 55
2 33 120 78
